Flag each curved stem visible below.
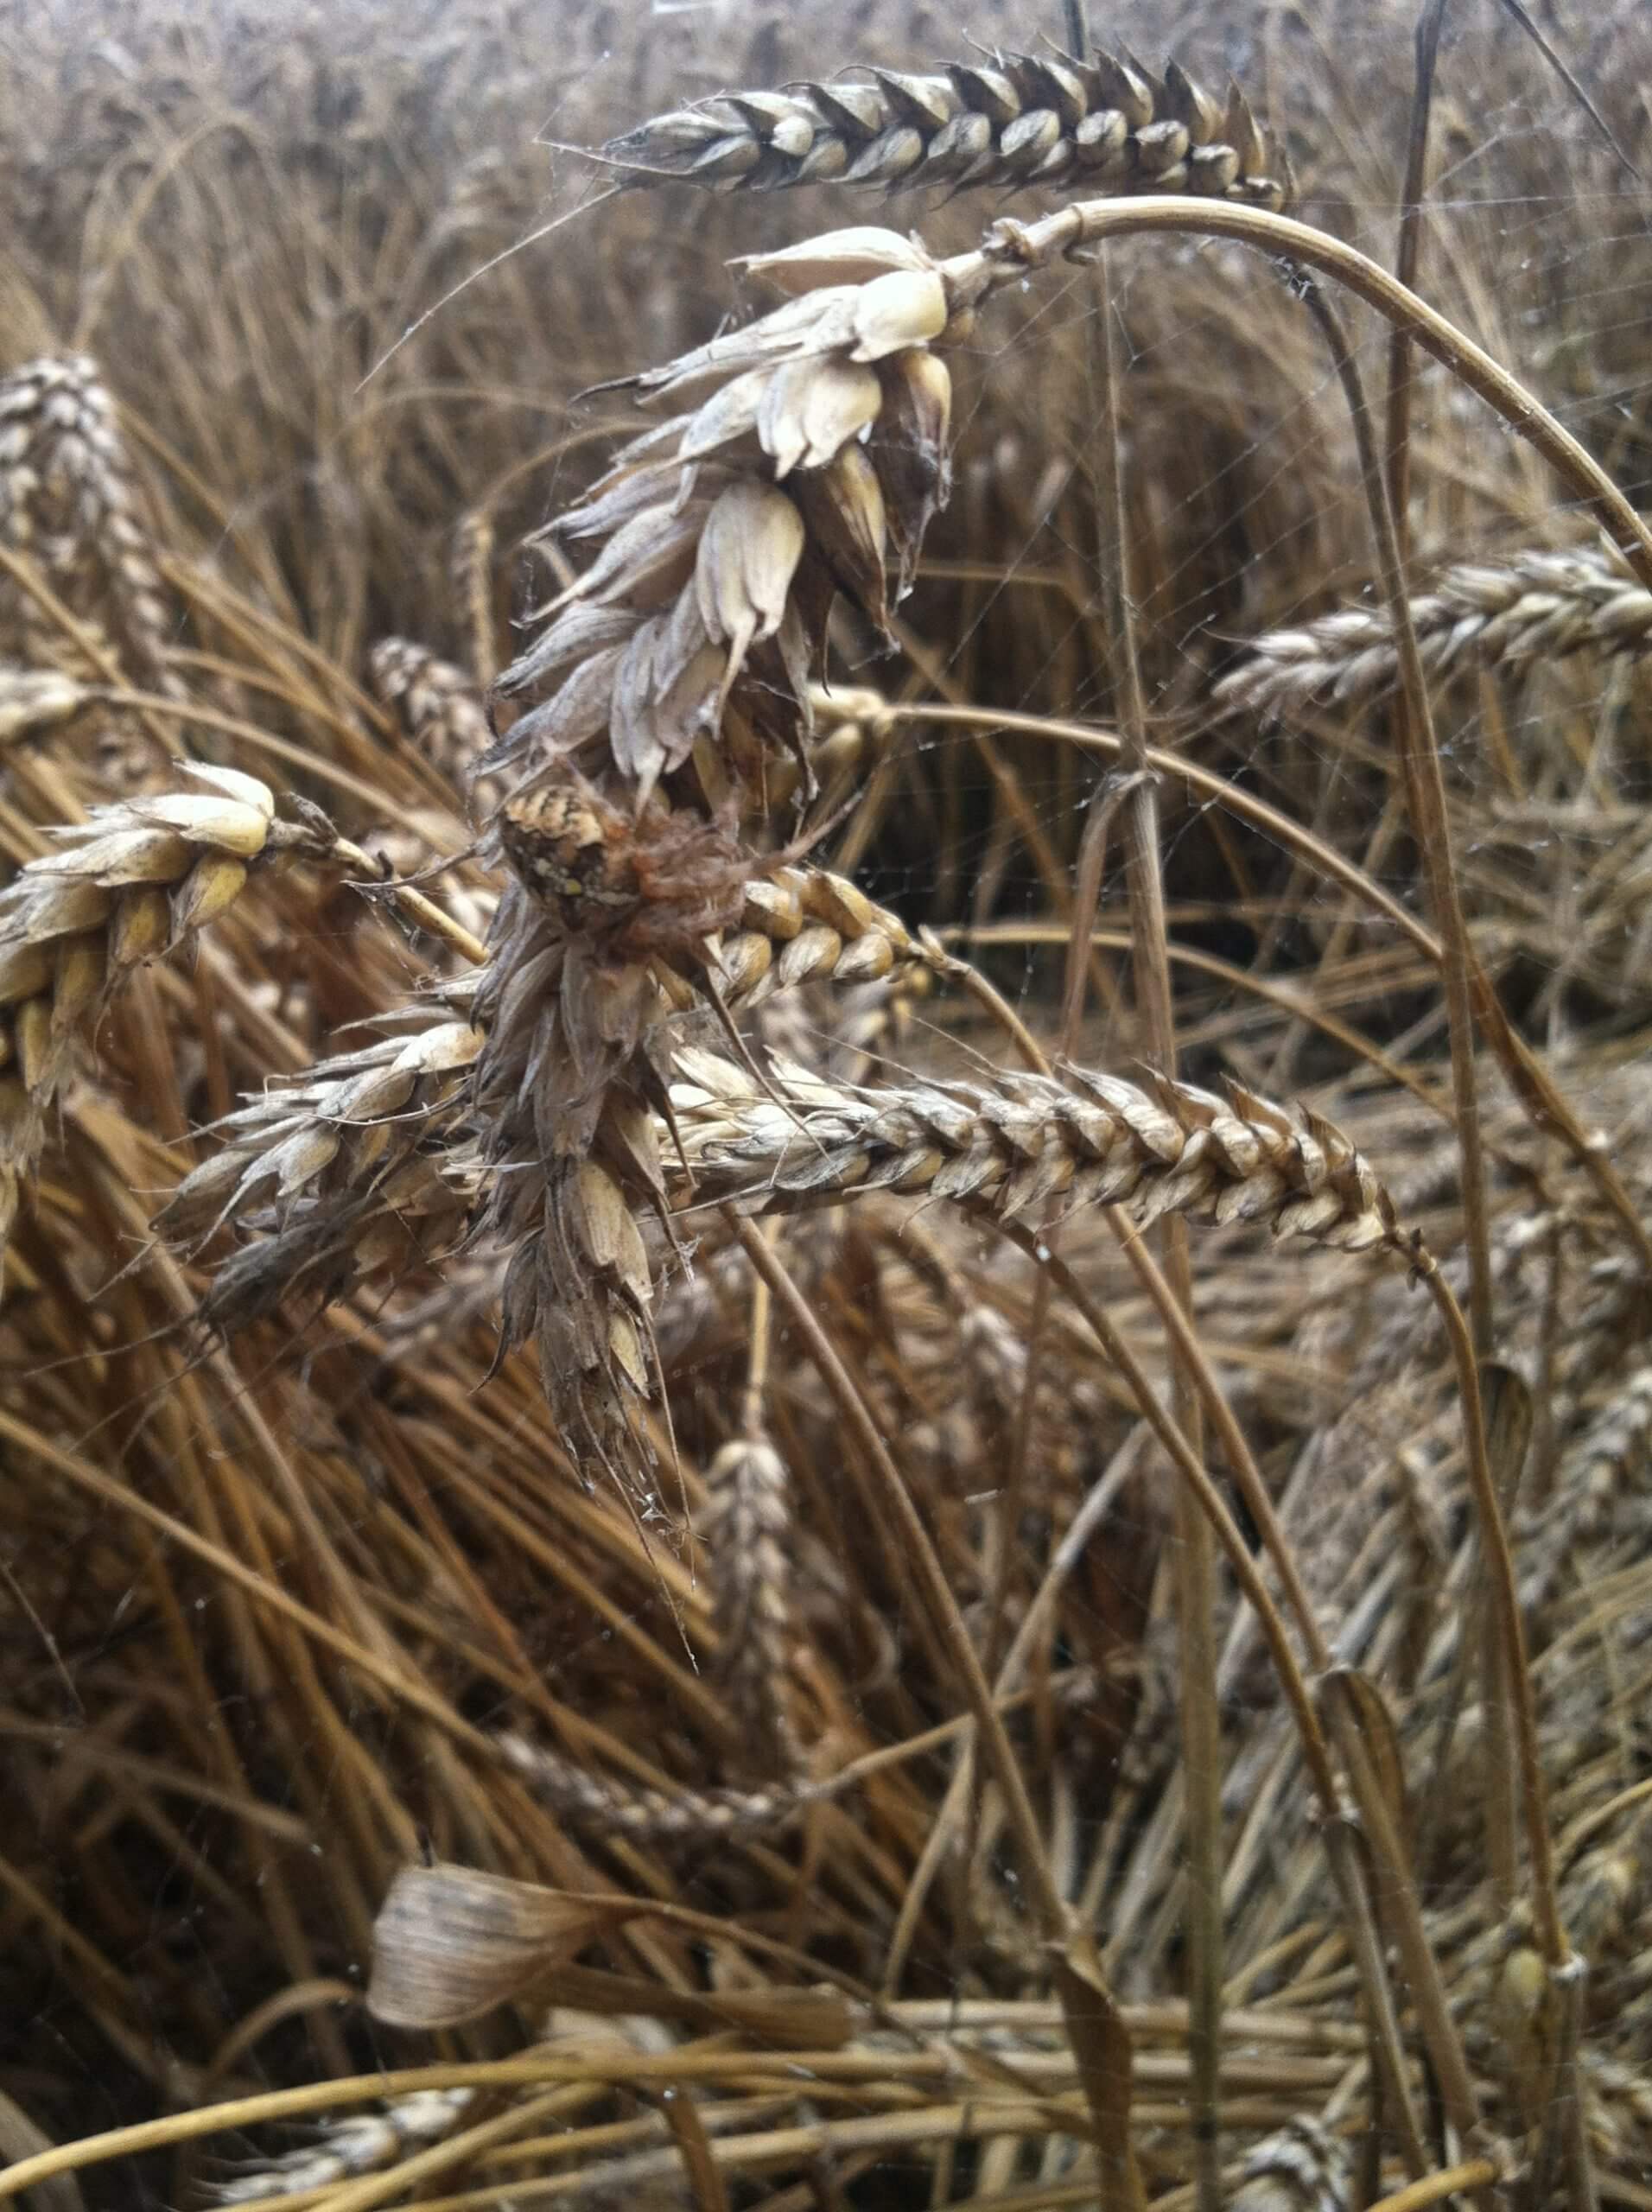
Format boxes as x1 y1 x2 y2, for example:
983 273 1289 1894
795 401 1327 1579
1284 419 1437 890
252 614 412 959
944 196 1652 591
1414 1253 1565 1966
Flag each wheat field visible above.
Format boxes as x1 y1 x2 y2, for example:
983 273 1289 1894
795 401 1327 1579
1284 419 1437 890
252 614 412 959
1 2 1650 2207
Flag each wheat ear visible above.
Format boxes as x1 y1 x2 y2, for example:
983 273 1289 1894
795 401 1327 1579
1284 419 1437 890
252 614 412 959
0 353 179 696
1229 2120 1351 2209
1217 540 1652 719
369 635 497 809
704 1438 802 1776
0 766 305 1251
594 49 1287 207
669 1050 1402 1258
160 1006 485 1330
467 228 956 1461
208 2090 475 2204
494 1732 830 1839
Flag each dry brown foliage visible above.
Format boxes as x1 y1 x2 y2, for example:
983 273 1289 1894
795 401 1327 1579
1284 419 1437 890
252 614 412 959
1 4 1651 2211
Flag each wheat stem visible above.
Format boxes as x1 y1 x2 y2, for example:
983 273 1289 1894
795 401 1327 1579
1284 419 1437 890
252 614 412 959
939 197 1652 594
1087 234 1222 2212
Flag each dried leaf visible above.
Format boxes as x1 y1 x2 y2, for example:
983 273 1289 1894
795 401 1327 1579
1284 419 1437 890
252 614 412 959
369 1863 643 2030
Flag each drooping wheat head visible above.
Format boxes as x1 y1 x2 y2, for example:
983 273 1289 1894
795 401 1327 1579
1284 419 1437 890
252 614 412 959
667 1047 1404 1258
1217 538 1652 721
0 766 312 1249
594 48 1288 208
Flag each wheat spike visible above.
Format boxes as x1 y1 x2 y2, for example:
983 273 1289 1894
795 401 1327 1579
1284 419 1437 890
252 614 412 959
669 1050 1403 1257
0 353 179 694
1217 540 1652 719
469 238 959 1459
1229 2120 1351 2209
0 766 300 1253
209 2090 475 2203
495 1731 828 1840
705 1438 802 1776
369 635 497 809
161 1004 484 1331
1518 1366 1652 1616
489 231 952 807
594 50 1287 209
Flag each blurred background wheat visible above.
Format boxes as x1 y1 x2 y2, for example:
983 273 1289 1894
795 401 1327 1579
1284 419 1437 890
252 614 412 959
1 2 1650 2207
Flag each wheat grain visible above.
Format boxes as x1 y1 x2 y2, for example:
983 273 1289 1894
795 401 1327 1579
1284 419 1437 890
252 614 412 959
594 50 1287 209
1217 541 1652 719
668 1050 1403 1257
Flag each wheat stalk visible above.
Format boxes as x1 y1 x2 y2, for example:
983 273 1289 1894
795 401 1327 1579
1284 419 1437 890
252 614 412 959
1517 1366 1652 1617
668 1049 1403 1257
1217 540 1652 719
593 48 1287 207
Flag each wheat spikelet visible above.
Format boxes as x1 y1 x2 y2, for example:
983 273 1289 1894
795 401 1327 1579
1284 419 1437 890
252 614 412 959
161 1004 485 1330
0 766 302 1252
0 661 92 746
369 635 496 809
594 49 1287 208
210 2089 475 2204
490 231 952 809
0 353 179 694
1229 2120 1351 2209
668 1050 1403 1257
1217 541 1652 719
